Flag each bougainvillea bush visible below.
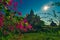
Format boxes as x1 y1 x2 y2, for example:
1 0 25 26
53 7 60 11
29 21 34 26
0 0 32 37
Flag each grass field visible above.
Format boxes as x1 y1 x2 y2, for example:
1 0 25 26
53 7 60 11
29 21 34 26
0 26 60 40
0 31 60 40
22 32 60 40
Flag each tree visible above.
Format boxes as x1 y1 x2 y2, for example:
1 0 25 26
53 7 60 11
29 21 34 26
51 2 60 6
50 21 57 26
0 0 33 36
26 9 45 31
51 2 60 26
30 9 34 16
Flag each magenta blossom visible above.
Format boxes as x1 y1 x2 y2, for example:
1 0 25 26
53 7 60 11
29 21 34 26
8 25 14 31
8 0 13 6
20 0 22 4
14 2 18 7
27 24 32 30
0 20 4 27
18 12 22 15
16 22 24 30
0 14 4 27
23 28 27 32
3 30 9 36
0 0 2 3
23 18 27 23
13 2 18 10
13 7 17 10
19 23 24 30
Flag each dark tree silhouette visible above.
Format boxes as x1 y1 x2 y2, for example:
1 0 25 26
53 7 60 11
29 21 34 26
51 2 60 26
51 2 60 6
26 9 45 31
50 21 57 26
30 9 34 16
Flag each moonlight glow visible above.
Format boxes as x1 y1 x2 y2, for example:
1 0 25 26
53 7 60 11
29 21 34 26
43 6 50 11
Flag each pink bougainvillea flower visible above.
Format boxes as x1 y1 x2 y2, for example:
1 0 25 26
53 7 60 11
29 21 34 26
20 0 22 4
3 30 9 36
13 2 18 11
27 24 32 30
19 23 24 30
0 20 3 26
13 7 17 10
8 25 14 31
0 0 2 3
18 12 22 15
0 19 4 28
2 1 7 6
23 18 27 23
23 28 27 32
14 2 18 7
16 22 24 30
8 0 13 6
0 13 4 27
16 23 19 28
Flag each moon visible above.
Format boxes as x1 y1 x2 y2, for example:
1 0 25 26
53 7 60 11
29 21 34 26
43 5 50 11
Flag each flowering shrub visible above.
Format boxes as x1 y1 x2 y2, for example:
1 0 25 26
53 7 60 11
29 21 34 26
16 18 32 32
0 13 4 29
0 0 32 36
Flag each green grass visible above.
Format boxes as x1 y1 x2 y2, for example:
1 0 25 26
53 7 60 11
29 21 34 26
22 32 60 40
0 32 60 40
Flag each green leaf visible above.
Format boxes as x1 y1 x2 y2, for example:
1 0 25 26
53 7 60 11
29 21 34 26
0 4 3 10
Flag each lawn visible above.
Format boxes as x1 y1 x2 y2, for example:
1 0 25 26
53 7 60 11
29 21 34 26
22 32 60 40
0 31 60 40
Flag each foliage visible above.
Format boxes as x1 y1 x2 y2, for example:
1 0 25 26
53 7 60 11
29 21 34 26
26 9 45 31
51 2 60 6
50 21 57 26
51 2 60 26
0 0 60 40
0 0 33 37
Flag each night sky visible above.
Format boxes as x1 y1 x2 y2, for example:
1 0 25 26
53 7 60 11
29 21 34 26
13 0 60 25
